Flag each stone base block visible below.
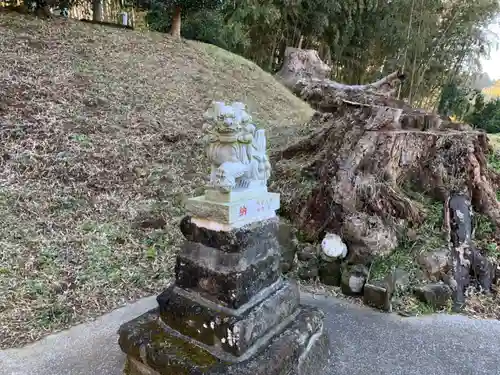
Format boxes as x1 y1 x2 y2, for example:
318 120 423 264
156 280 299 356
175 238 281 309
185 193 280 227
180 216 280 253
204 187 268 203
119 305 329 375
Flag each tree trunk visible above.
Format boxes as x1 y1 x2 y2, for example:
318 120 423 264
170 6 181 38
130 7 136 28
297 35 304 49
35 0 52 18
268 33 279 72
442 194 494 312
92 0 103 22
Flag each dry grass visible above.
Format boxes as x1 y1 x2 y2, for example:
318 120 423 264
463 286 500 320
0 11 313 349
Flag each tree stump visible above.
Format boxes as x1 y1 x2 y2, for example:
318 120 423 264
270 51 500 266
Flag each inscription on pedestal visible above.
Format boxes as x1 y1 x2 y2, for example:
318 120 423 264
185 192 280 227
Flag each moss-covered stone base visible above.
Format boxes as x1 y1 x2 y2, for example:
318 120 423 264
118 305 329 375
157 280 299 357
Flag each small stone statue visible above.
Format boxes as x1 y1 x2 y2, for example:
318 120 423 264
202 101 271 192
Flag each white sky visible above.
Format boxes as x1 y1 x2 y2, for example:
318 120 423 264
481 22 500 80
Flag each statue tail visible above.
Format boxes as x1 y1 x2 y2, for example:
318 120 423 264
253 129 266 154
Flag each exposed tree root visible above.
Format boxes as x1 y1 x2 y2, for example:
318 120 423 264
275 46 406 111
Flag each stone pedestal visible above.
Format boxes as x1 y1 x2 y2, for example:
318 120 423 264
118 191 330 375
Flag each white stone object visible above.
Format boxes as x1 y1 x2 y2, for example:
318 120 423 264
186 192 280 230
186 101 279 229
121 12 128 26
202 101 272 194
348 275 365 293
321 233 348 259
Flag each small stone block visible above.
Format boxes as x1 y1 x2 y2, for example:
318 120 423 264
363 282 392 312
175 241 281 309
297 259 319 281
119 305 329 375
319 260 342 286
185 192 280 226
414 283 452 309
340 264 368 296
157 281 300 357
180 216 279 253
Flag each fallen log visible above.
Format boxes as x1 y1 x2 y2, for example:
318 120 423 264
275 46 406 111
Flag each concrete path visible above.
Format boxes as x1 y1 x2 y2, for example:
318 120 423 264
1 293 500 375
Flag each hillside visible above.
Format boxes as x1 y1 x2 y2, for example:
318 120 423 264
0 11 313 348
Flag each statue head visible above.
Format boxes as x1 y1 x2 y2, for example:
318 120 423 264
203 101 254 135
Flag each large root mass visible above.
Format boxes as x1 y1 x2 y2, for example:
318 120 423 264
272 48 500 265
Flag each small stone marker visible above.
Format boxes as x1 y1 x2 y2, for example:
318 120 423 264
118 102 330 375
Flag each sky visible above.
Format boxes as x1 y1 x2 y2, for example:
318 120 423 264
481 22 500 80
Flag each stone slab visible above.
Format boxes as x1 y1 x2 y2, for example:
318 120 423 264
185 192 280 226
204 187 268 203
180 216 280 253
119 305 328 375
363 282 392 312
175 241 281 309
156 280 299 357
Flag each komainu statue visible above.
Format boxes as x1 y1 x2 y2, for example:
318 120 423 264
202 101 272 192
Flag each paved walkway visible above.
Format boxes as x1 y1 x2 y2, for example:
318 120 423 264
1 293 500 375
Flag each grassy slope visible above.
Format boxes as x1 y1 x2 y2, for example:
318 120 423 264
0 12 313 348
